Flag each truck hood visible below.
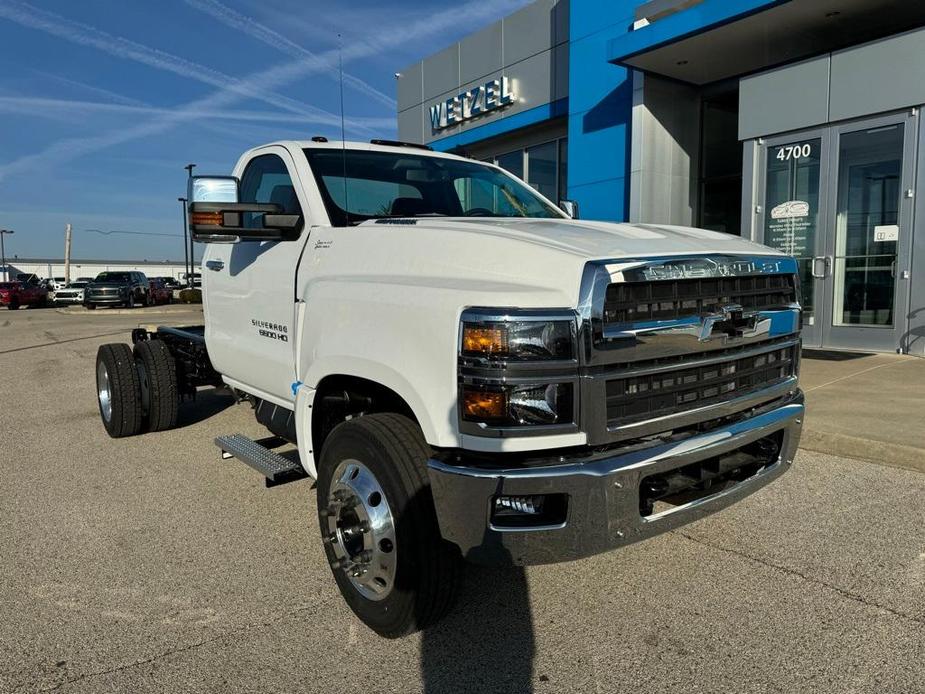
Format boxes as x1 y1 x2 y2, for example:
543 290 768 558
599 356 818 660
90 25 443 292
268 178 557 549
317 218 786 310
363 218 777 259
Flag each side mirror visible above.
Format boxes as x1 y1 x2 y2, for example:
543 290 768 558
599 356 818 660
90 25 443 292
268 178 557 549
187 175 303 243
559 199 579 219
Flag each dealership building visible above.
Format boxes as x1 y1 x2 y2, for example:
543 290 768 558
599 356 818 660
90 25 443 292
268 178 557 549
396 0 925 355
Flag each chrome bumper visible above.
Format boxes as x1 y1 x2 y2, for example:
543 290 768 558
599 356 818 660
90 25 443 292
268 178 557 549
428 393 803 565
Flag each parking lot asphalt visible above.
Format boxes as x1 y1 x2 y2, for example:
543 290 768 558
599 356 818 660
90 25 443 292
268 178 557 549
2 307 924 694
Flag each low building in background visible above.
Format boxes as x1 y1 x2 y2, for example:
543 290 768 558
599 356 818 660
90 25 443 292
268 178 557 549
7 258 200 283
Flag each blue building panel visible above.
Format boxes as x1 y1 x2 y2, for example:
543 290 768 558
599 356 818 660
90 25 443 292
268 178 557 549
607 0 784 64
566 0 636 221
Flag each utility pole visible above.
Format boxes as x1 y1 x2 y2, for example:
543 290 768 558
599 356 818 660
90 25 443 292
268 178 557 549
64 223 72 285
178 198 189 286
0 229 13 282
184 164 197 287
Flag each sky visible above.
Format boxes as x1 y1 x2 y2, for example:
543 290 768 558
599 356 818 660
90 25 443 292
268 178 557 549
0 0 531 262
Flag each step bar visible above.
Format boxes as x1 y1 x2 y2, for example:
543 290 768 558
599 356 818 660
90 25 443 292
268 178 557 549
215 433 306 487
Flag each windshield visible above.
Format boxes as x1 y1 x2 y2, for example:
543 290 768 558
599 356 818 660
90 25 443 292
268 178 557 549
303 148 564 226
95 272 131 283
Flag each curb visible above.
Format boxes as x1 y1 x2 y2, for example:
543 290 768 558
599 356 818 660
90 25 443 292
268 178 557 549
56 305 203 317
799 429 925 475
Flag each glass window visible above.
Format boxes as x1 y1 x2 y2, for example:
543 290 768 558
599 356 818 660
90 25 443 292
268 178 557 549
763 137 822 322
496 150 524 179
240 154 303 228
526 141 558 201
832 125 903 327
303 148 563 225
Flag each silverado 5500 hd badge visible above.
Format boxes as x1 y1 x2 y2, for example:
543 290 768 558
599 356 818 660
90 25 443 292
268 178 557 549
252 319 288 342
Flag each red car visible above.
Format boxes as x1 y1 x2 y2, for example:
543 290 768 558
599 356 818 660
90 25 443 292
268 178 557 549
148 278 172 305
0 281 49 310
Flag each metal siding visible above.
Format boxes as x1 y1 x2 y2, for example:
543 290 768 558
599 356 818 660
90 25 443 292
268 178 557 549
460 22 503 84
396 61 423 111
829 27 925 123
738 55 831 140
423 45 459 101
503 0 559 66
397 108 422 144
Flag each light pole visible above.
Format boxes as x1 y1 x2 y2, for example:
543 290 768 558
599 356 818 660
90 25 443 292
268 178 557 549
178 198 190 287
0 229 13 282
184 164 196 287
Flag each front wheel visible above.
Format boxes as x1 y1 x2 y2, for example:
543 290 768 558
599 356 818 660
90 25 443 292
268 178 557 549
125 293 135 309
317 413 462 638
6 300 17 310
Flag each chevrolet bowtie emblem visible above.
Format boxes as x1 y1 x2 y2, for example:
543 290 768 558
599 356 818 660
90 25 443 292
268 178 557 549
699 303 756 341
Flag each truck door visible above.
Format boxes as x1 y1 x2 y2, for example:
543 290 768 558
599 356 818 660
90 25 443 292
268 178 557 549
202 147 312 405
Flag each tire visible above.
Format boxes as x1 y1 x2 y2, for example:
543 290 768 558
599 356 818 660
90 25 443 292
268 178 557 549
317 413 462 638
7 300 17 310
95 343 143 438
126 293 135 309
86 303 96 310
133 339 178 432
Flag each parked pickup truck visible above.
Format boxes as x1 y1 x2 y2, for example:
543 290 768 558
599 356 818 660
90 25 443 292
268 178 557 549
93 139 804 637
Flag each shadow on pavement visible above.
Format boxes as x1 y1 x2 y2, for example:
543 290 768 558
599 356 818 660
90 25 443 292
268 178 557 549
420 564 534 694
176 388 235 427
801 349 870 361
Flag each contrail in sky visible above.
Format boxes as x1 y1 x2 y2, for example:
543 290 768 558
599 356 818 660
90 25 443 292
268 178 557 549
183 0 396 109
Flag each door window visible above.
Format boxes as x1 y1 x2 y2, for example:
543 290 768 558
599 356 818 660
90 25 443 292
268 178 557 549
763 138 822 325
832 125 903 327
240 154 302 228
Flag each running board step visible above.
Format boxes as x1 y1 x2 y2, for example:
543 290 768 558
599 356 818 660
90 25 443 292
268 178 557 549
215 434 306 486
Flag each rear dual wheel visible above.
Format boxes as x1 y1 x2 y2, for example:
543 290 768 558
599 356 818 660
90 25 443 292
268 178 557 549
95 340 178 437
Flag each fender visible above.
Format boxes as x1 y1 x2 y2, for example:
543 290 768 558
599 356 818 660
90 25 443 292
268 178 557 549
302 355 454 449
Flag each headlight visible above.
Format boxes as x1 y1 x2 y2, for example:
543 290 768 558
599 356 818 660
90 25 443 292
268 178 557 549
458 309 579 433
461 383 574 426
460 316 574 361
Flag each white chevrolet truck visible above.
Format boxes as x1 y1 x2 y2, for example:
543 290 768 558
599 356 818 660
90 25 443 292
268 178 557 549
94 139 804 637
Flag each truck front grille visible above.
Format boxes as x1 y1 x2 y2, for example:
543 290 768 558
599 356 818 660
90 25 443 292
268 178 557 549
603 274 796 324
604 343 797 427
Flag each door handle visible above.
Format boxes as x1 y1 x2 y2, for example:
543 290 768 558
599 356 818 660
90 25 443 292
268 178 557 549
811 256 830 279
205 260 224 271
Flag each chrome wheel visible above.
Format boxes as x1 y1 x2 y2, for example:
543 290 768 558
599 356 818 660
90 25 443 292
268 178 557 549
96 360 112 423
325 459 397 601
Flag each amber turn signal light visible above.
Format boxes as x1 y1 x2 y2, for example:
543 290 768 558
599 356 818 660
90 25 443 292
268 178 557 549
191 210 224 226
462 325 507 355
461 387 506 421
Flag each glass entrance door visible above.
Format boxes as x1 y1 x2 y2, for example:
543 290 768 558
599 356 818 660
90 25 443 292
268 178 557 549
823 117 915 351
759 132 828 347
757 111 916 352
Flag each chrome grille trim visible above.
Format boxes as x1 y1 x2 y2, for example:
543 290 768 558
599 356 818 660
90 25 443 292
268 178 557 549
576 255 802 445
